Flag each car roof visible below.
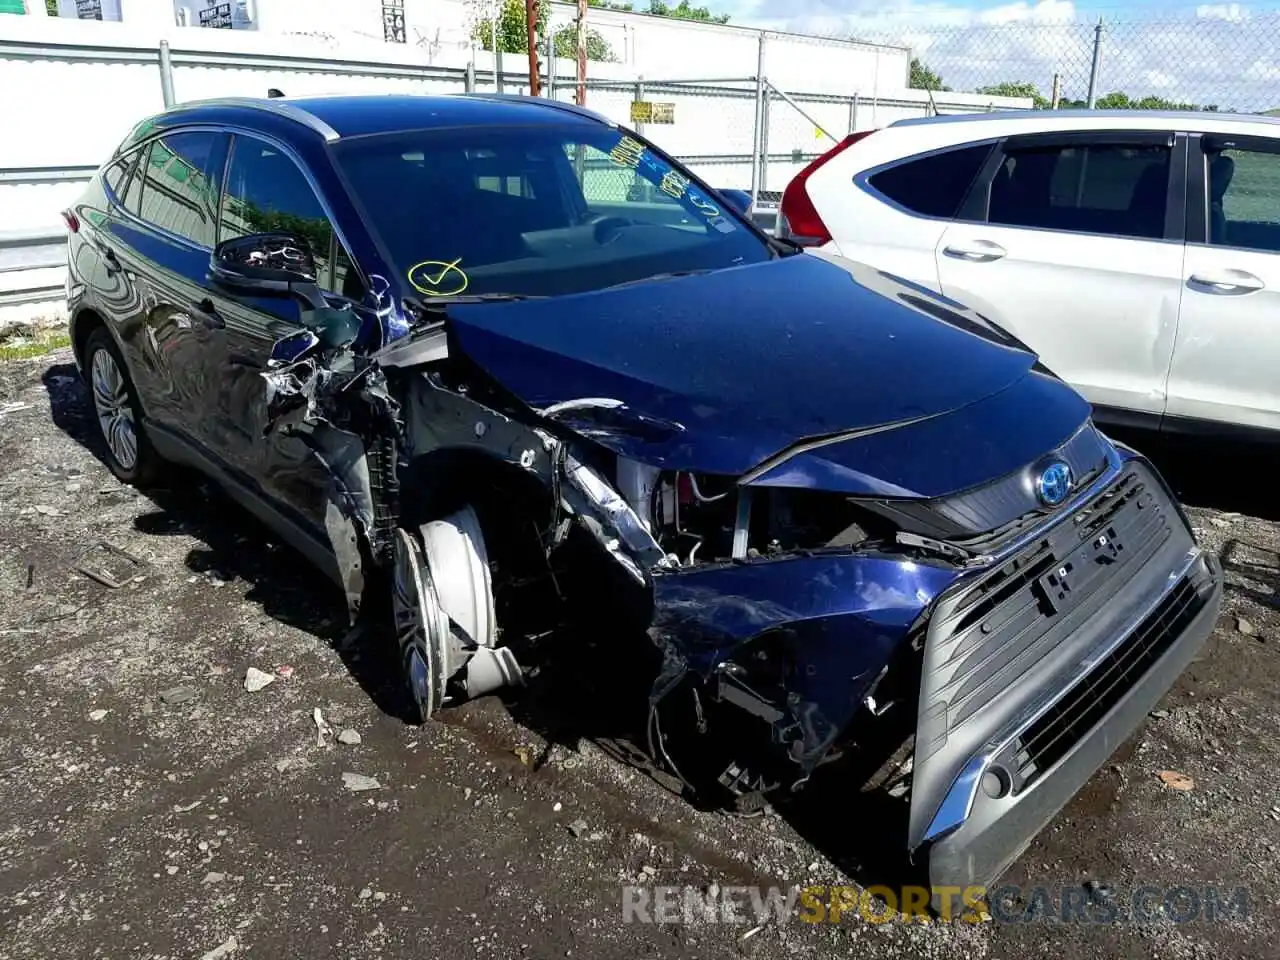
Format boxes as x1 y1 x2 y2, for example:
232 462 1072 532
159 93 613 143
892 108 1280 135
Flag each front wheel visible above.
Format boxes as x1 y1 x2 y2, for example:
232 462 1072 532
84 326 162 486
392 527 450 723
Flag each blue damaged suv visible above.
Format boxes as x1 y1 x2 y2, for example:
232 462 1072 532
64 93 1223 899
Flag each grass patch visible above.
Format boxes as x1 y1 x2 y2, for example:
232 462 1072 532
0 330 72 362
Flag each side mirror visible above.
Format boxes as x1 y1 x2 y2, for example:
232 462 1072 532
210 233 327 310
716 188 753 215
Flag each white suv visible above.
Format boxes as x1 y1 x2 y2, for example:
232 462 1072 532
779 110 1280 439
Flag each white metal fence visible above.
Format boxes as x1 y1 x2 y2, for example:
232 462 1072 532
0 12 1027 323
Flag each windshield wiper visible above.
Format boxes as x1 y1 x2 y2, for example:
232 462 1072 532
601 269 713 291
769 234 805 257
403 291 543 322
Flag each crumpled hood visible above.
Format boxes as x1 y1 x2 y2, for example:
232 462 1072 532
447 253 1088 498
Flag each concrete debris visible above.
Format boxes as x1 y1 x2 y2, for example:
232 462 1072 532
567 819 589 838
243 667 276 692
1237 617 1257 637
342 772 381 792
314 707 334 747
337 728 362 745
359 887 373 900
200 936 239 960
88 709 108 722
203 872 227 885
159 686 198 706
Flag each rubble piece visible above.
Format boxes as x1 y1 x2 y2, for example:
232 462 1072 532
243 667 275 693
1158 770 1196 792
75 540 149 589
160 686 198 706
342 772 381 792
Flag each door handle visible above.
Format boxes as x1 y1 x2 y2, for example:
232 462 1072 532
95 242 122 275
1188 270 1265 294
943 239 1007 263
191 297 225 329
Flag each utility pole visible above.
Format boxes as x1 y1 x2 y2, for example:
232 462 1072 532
576 0 587 105
1050 72 1061 109
1086 17 1104 109
525 0 541 97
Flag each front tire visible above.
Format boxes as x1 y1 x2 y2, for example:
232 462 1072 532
84 327 161 486
392 527 449 723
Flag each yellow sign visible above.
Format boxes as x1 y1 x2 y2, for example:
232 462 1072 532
630 100 675 124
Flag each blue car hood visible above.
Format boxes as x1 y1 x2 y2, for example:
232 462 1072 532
447 254 1089 499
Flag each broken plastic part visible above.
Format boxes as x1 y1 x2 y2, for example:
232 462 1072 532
561 454 670 583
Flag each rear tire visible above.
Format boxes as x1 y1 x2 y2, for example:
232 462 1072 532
84 327 161 486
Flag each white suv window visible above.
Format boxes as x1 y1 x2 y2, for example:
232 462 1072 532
868 144 991 219
1207 147 1280 251
988 142 1171 240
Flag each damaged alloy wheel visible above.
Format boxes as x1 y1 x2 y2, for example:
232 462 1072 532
392 527 450 722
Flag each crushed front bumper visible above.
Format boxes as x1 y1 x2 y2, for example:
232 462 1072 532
928 549 1222 893
910 455 1225 898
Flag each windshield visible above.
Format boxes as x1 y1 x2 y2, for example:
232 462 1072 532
333 123 771 299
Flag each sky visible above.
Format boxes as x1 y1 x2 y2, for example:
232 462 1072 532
721 1 1280 109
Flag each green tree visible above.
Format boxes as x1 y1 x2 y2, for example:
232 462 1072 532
976 81 1050 110
909 58 950 92
472 0 550 54
644 0 729 23
553 23 617 61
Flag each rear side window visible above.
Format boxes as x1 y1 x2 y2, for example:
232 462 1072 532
135 131 229 248
103 150 140 199
869 144 991 219
1206 146 1280 250
988 142 1171 239
123 145 146 215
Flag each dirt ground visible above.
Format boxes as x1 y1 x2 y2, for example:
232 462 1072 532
0 347 1277 960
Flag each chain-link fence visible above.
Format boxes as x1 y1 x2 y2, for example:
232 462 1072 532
842 8 1280 114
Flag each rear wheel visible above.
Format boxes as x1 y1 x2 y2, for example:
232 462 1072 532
84 327 161 485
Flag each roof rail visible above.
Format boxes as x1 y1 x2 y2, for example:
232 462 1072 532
457 92 615 128
163 96 341 142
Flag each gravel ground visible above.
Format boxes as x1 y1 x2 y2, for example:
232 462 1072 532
0 348 1277 959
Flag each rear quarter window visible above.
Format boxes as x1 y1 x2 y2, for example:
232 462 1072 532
868 144 992 219
103 150 140 199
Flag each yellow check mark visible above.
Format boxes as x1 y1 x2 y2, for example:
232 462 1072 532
408 257 468 296
422 257 462 287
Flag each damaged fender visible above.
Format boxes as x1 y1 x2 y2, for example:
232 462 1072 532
648 554 957 777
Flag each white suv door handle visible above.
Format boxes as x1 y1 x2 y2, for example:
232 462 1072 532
943 240 1007 263
1189 270 1265 294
